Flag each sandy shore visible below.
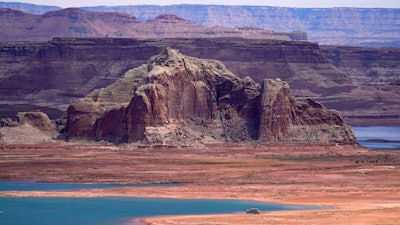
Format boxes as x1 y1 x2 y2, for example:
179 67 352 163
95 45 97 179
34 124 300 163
0 142 399 224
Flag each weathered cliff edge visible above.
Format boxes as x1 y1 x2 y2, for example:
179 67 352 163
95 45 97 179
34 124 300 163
66 48 355 145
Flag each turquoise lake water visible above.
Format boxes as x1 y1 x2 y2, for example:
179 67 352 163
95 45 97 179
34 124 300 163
0 196 310 225
353 126 400 149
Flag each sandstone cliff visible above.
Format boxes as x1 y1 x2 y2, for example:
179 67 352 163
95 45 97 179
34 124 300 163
66 48 355 145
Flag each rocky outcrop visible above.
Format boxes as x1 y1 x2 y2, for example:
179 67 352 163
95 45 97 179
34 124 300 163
0 8 306 41
16 111 56 132
0 110 56 131
0 110 57 144
66 48 355 145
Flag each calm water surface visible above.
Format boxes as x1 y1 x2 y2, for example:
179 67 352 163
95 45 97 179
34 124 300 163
352 126 400 149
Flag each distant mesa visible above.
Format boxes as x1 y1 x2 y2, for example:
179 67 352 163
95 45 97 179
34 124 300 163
0 8 307 41
65 48 356 146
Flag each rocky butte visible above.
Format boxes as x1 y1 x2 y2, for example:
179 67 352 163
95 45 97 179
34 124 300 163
65 48 355 146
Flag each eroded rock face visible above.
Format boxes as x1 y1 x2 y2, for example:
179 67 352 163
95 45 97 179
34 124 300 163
66 48 356 145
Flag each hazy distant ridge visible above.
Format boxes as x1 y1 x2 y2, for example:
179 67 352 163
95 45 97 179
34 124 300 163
83 5 399 46
1 2 399 46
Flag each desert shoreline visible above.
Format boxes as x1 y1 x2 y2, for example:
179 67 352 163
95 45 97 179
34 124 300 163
1 142 399 224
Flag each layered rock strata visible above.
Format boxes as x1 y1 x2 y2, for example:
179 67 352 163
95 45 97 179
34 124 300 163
66 48 355 145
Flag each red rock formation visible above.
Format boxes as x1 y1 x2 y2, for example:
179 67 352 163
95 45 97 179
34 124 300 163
66 48 356 145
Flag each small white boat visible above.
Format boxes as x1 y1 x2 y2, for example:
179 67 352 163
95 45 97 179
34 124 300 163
246 208 261 214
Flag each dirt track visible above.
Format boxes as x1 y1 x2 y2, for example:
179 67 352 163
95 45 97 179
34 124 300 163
1 142 399 224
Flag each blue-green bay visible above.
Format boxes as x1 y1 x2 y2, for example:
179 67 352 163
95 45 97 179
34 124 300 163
0 196 311 225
